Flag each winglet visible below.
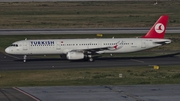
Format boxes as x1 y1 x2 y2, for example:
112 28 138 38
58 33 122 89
142 15 168 39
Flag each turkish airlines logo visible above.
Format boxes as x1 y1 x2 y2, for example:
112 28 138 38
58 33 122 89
155 23 165 34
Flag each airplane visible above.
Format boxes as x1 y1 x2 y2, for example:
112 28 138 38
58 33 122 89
5 15 171 62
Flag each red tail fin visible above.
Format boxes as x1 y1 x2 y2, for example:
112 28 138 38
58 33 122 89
142 15 168 39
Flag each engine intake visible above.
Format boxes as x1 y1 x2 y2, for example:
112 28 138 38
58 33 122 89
66 52 84 60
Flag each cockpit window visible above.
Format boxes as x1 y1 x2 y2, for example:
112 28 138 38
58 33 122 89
11 44 18 47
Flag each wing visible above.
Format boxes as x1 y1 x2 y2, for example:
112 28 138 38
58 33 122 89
70 45 122 54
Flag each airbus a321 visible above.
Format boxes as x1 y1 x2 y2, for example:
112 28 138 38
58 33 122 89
5 15 171 62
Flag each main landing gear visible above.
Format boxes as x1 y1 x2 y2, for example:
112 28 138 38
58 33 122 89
86 55 94 62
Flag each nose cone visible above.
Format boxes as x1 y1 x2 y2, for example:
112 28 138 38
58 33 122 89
5 48 10 54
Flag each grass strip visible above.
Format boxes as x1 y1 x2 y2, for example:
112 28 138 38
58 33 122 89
0 66 180 87
0 1 180 28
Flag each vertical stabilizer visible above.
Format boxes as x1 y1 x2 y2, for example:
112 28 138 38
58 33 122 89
142 15 168 39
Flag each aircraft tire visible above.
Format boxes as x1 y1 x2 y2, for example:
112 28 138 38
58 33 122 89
89 57 94 62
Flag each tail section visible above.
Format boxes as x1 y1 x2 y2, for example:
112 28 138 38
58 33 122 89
142 15 168 39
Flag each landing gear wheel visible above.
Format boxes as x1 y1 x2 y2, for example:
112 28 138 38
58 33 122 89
89 57 94 62
23 55 27 63
85 55 94 62
23 59 26 63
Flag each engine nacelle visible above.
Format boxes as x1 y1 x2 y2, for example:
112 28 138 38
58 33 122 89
66 52 84 60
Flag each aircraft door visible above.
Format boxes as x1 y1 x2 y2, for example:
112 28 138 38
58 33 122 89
23 41 28 51
98 42 102 48
56 43 61 51
141 40 146 48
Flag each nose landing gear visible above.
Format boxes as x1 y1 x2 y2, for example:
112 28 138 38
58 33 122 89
23 55 27 62
89 57 94 62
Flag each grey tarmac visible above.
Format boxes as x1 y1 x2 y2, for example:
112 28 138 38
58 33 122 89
0 28 180 35
1 52 180 70
0 88 38 101
0 0 170 2
1 84 180 101
19 85 180 101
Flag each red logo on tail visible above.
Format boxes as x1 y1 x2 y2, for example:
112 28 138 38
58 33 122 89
155 23 165 34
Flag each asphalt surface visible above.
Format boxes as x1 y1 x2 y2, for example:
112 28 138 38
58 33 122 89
1 52 180 70
0 28 180 35
1 84 180 101
0 88 37 101
19 85 180 101
0 0 169 2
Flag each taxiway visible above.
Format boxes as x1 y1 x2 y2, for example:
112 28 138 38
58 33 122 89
1 85 180 101
1 52 180 70
0 28 180 35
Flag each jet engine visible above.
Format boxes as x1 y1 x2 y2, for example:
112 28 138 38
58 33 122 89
66 51 84 60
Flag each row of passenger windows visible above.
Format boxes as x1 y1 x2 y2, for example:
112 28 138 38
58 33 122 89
104 43 132 45
61 43 98 46
59 43 132 46
30 43 133 47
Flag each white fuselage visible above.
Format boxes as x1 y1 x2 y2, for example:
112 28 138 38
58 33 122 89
5 38 171 55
